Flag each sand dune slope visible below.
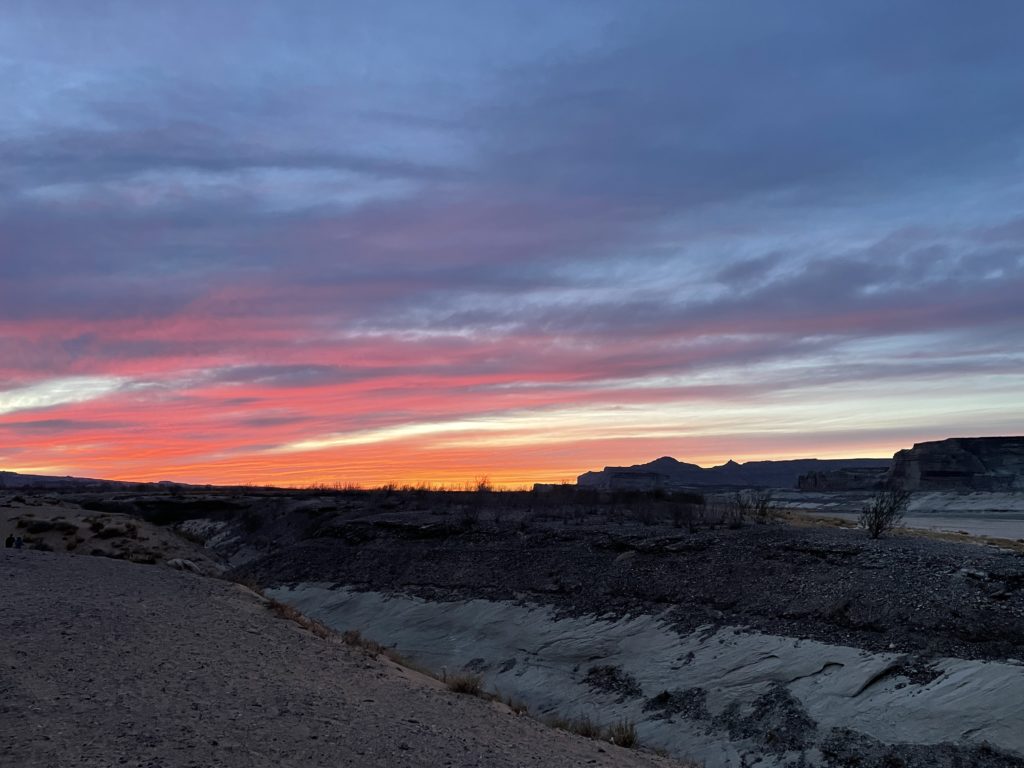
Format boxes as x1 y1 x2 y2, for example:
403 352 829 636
1 550 677 767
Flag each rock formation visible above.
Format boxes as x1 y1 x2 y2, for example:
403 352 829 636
577 456 890 490
796 466 889 491
887 436 1024 491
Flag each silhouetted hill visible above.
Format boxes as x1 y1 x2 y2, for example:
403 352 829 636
577 456 890 490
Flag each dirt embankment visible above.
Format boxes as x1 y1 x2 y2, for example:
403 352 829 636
1 548 681 768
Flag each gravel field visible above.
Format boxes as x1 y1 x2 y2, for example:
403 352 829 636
236 518 1024 662
0 548 681 768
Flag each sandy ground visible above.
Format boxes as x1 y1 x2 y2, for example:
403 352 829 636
0 549 682 768
0 495 222 573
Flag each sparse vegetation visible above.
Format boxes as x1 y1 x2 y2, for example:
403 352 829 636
607 719 639 748
858 489 911 539
501 694 530 715
253 592 653 753
446 673 483 695
265 598 333 639
546 715 640 748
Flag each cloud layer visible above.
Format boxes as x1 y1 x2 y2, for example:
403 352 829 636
2 1 1023 485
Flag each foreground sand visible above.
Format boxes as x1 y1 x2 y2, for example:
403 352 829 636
0 549 680 767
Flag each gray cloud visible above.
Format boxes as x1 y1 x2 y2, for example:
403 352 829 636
1 0 1022 421
2 419 130 434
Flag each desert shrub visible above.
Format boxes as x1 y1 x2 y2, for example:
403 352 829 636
447 673 483 695
606 719 639 748
545 714 638 746
341 628 384 655
266 598 332 639
502 695 530 715
858 489 910 539
747 490 776 522
341 628 364 645
25 520 55 534
546 714 605 738
724 492 750 528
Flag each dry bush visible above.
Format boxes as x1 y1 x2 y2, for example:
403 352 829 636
502 694 530 715
545 714 603 737
858 489 910 539
567 715 603 739
341 628 384 655
607 719 638 748
266 598 332 639
545 714 640 749
447 673 483 695
340 629 430 674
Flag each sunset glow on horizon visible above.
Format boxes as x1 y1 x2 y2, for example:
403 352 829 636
2 2 1023 488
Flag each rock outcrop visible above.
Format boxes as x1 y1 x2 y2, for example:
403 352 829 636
887 437 1024 491
796 466 889 491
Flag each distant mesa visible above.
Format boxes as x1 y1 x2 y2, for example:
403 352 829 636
887 436 1024 492
577 456 889 491
575 436 1024 492
0 471 194 491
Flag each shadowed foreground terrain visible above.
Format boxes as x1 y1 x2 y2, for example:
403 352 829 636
4 484 1024 766
0 549 680 768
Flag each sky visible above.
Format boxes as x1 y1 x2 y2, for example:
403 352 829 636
1 1 1023 487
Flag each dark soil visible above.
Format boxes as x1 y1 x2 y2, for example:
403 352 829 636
643 688 710 721
720 684 816 754
582 664 643 701
821 727 1024 768
231 514 1024 662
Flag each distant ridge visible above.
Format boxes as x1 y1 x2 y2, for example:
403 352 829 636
577 456 890 490
0 471 191 491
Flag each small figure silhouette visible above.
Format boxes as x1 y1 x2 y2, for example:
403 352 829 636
13 536 23 550
4 533 13 548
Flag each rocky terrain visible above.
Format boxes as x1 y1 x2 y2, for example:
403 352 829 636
0 492 224 574
230 505 1024 663
4 483 1024 766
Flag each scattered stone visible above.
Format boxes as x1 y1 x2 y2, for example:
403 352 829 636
821 727 1024 768
642 687 709 721
720 684 816 754
582 665 642 701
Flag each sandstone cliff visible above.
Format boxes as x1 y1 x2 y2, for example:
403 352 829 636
887 436 1024 491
